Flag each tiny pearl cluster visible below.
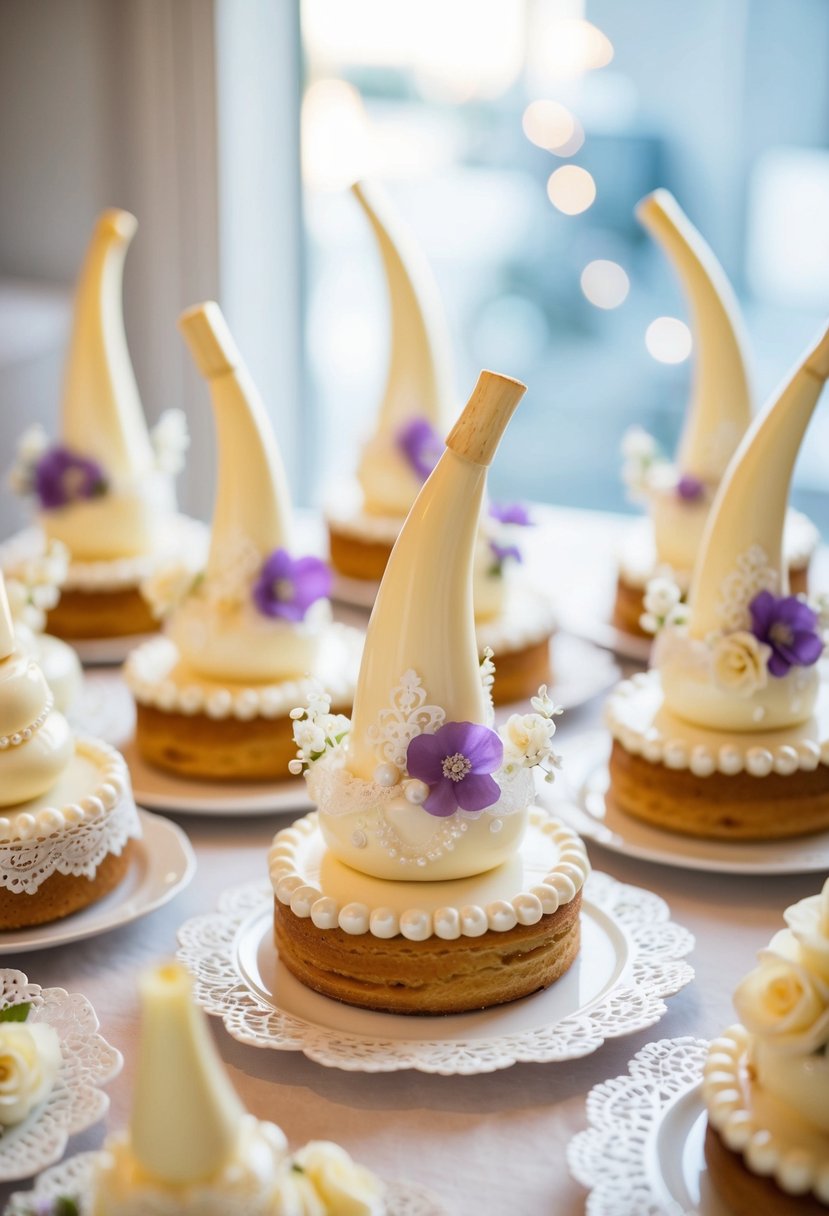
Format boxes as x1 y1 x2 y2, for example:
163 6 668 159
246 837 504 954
267 811 589 941
0 690 54 750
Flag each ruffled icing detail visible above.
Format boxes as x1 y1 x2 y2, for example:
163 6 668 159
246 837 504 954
124 627 362 720
0 736 140 894
268 807 589 939
606 669 829 777
703 1025 829 1203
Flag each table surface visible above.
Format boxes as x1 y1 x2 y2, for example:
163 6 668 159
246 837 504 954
3 507 826 1216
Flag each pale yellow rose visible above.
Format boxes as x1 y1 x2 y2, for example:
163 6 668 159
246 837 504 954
0 1021 61 1126
711 631 771 697
734 952 829 1055
270 1165 327 1216
291 1141 386 1216
502 713 555 767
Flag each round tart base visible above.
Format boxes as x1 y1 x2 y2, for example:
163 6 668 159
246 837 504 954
704 1124 827 1215
269 808 588 1015
489 634 552 705
0 841 136 929
134 702 350 783
46 585 158 639
608 738 829 840
328 523 393 582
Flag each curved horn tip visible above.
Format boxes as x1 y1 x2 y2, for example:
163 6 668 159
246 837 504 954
96 208 138 242
178 301 241 380
635 187 680 227
805 322 829 382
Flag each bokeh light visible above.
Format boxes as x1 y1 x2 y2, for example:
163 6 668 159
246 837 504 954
302 79 370 189
546 165 596 215
580 260 630 309
527 17 614 83
645 317 693 363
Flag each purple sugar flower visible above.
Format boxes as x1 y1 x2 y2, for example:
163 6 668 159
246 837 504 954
488 539 522 576
396 418 443 481
406 720 503 818
253 548 331 622
676 473 705 502
33 446 107 510
489 501 532 526
749 590 823 677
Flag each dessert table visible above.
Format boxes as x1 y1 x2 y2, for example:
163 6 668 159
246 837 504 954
2 506 825 1216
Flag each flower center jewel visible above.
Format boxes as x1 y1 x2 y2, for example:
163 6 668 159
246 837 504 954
770 622 794 648
442 752 472 782
272 578 295 602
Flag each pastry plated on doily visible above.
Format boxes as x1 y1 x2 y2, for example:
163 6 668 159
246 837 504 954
0 572 140 929
326 181 555 702
703 879 829 1213
615 189 816 638
606 322 829 839
273 370 588 1015
8 209 203 641
125 302 361 782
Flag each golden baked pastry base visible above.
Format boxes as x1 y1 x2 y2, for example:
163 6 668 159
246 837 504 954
47 586 158 639
328 525 393 582
704 1123 827 1216
0 840 136 930
608 739 829 840
490 634 553 706
274 888 582 1015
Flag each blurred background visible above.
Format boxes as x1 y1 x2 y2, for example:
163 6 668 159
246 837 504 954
2 0 829 537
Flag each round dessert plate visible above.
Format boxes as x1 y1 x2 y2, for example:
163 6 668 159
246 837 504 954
6 1151 449 1215
69 669 136 747
562 616 652 664
177 870 693 1075
72 632 157 666
538 634 620 713
568 1037 732 1216
551 731 829 875
0 810 196 955
0 969 122 1181
121 738 314 817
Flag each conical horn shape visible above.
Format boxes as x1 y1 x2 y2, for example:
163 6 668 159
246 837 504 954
178 302 293 578
689 322 829 638
61 209 154 479
348 370 526 780
130 963 246 1185
638 190 753 481
352 180 454 434
0 575 16 661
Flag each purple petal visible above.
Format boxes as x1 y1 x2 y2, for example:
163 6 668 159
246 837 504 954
290 555 332 612
396 418 444 481
422 779 459 818
260 548 293 582
490 541 522 566
749 590 776 636
489 501 532 526
406 731 449 784
778 596 818 632
460 724 504 774
791 630 824 666
454 771 500 813
767 651 792 678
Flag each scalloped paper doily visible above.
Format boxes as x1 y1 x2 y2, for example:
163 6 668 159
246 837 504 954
6 1151 449 1215
176 871 694 1075
0 969 122 1182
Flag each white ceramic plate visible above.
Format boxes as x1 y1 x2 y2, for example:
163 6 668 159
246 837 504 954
0 810 196 954
177 870 693 1075
540 634 620 712
120 738 314 817
5 1151 449 1215
69 669 136 747
72 632 156 666
0 969 122 1181
550 731 829 875
568 1037 732 1216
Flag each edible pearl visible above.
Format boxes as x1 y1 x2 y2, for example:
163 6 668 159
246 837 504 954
350 830 367 848
404 779 429 804
489 818 503 834
374 762 400 788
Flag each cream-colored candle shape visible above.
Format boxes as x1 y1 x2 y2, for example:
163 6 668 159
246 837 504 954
60 209 154 479
348 371 526 782
353 180 456 517
130 963 246 1185
638 189 753 482
660 323 829 731
179 302 292 578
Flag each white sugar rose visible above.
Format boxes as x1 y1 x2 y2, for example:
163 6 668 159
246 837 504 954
711 630 771 697
291 1141 386 1216
141 561 198 621
643 576 681 619
502 712 556 767
734 952 829 1055
270 1166 327 1216
0 1021 61 1126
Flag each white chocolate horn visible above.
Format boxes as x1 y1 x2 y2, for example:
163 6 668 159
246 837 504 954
178 302 293 580
689 322 829 639
348 370 526 780
130 963 246 1185
61 209 154 479
0 575 15 662
638 190 753 481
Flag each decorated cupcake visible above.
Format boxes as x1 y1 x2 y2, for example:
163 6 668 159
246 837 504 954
271 371 588 1015
614 189 817 637
606 323 829 839
703 879 829 1212
327 181 555 703
124 302 362 781
8 209 203 641
0 573 140 929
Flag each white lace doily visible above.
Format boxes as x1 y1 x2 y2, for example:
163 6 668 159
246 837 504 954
0 969 122 1182
176 871 694 1074
568 1037 710 1216
6 1151 449 1215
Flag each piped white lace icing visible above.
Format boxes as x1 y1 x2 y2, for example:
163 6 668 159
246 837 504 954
0 737 140 894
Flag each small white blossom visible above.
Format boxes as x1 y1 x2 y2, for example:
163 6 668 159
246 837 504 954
530 684 562 720
151 409 190 474
142 560 199 621
293 719 327 757
16 425 50 464
290 690 351 774
644 577 681 618
621 426 657 463
500 710 563 783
